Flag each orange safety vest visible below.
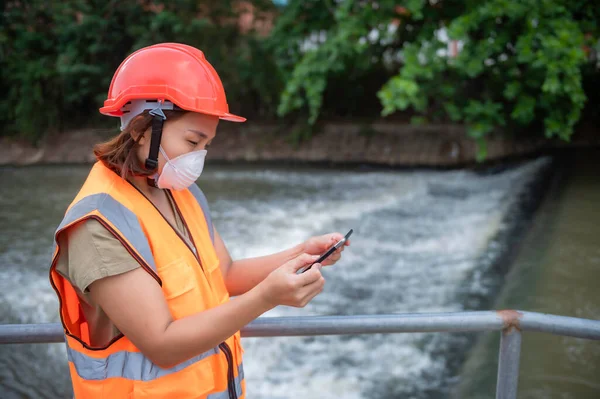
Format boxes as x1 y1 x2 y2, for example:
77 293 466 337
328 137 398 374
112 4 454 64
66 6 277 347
49 162 245 399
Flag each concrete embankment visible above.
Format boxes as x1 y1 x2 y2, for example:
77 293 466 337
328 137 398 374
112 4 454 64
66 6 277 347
2 122 598 167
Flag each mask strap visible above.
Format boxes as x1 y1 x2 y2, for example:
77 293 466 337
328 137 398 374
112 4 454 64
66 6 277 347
158 146 170 162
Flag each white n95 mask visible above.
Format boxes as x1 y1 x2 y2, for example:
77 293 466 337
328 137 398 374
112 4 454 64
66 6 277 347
155 146 207 190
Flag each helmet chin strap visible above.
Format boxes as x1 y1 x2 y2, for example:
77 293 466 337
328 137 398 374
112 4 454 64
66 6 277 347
145 101 167 188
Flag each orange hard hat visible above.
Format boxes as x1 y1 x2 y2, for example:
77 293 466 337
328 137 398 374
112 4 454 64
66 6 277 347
99 43 245 123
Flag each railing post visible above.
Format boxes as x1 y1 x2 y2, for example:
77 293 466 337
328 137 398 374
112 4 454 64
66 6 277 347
495 327 522 399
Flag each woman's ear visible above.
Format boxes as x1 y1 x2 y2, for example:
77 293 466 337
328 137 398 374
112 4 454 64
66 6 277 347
131 128 148 145
136 130 146 145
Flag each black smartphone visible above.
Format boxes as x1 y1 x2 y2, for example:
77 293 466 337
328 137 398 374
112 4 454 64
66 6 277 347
297 229 353 274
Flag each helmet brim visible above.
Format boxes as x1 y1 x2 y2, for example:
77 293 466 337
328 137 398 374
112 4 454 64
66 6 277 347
219 113 246 123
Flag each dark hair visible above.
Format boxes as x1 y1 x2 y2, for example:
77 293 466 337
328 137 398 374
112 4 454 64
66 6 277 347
93 110 186 180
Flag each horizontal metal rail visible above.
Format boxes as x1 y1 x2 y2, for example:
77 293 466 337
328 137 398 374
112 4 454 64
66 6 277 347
1 310 599 399
2 310 599 343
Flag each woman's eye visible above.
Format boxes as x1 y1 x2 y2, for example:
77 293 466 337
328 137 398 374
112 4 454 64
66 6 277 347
187 140 198 146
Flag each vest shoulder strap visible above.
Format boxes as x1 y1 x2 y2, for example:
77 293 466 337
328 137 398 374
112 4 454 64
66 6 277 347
188 184 214 244
55 193 158 273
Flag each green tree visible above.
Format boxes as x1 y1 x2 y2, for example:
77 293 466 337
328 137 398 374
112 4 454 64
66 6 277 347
272 0 599 156
2 0 598 150
0 0 278 142
270 0 402 124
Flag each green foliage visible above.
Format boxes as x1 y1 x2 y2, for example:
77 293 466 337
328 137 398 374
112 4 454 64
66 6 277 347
0 0 277 142
1 0 599 152
375 0 597 146
272 0 599 156
271 0 400 124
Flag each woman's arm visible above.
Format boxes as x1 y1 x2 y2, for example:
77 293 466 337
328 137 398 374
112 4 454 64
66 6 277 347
214 228 348 296
214 228 304 296
89 253 325 369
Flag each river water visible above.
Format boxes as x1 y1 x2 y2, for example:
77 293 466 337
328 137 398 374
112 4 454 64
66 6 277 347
0 154 596 398
453 150 600 399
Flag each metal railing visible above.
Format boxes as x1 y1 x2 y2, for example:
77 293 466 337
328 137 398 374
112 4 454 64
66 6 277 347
2 310 600 399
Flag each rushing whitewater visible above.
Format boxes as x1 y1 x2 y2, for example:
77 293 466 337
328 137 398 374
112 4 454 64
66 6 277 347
0 158 549 398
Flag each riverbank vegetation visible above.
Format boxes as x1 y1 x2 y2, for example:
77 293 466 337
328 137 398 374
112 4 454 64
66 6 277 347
1 0 598 157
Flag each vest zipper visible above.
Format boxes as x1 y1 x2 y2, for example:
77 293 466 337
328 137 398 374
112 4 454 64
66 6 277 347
219 342 238 399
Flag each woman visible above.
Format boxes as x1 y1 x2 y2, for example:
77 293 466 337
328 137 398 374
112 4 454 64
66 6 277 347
49 43 348 399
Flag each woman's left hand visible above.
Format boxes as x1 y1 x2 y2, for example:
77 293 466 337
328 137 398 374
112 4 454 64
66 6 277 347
303 232 350 266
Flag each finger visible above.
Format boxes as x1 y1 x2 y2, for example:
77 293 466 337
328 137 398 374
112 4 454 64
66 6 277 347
329 231 343 238
316 234 339 251
299 277 323 296
300 285 323 307
295 264 323 286
313 233 343 253
328 232 344 244
287 254 320 273
323 252 341 266
299 274 325 300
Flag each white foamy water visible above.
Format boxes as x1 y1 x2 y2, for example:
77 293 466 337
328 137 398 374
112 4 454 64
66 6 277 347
0 158 549 398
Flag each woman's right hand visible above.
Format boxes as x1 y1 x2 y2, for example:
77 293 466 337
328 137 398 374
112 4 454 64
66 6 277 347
257 253 326 308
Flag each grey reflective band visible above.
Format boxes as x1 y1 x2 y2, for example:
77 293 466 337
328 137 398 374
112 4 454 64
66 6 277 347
188 184 214 244
68 345 244 396
67 345 221 381
54 193 157 272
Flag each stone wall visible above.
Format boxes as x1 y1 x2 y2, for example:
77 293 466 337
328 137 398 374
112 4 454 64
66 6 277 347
1 122 597 167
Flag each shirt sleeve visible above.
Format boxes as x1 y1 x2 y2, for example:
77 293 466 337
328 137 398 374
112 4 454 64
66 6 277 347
54 218 141 294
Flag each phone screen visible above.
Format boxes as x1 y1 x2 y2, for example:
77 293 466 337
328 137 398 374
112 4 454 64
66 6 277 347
297 229 353 274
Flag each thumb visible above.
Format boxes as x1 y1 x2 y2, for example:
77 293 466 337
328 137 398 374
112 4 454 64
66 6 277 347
286 253 320 273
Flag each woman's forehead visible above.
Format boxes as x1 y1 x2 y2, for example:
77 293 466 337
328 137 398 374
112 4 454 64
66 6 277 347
170 113 218 137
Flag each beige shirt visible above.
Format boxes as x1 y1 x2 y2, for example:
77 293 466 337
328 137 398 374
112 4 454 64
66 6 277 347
54 194 190 347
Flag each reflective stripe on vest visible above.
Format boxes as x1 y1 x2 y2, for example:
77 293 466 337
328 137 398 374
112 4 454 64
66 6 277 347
67 344 220 381
54 185 214 261
67 344 244 398
54 193 157 272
